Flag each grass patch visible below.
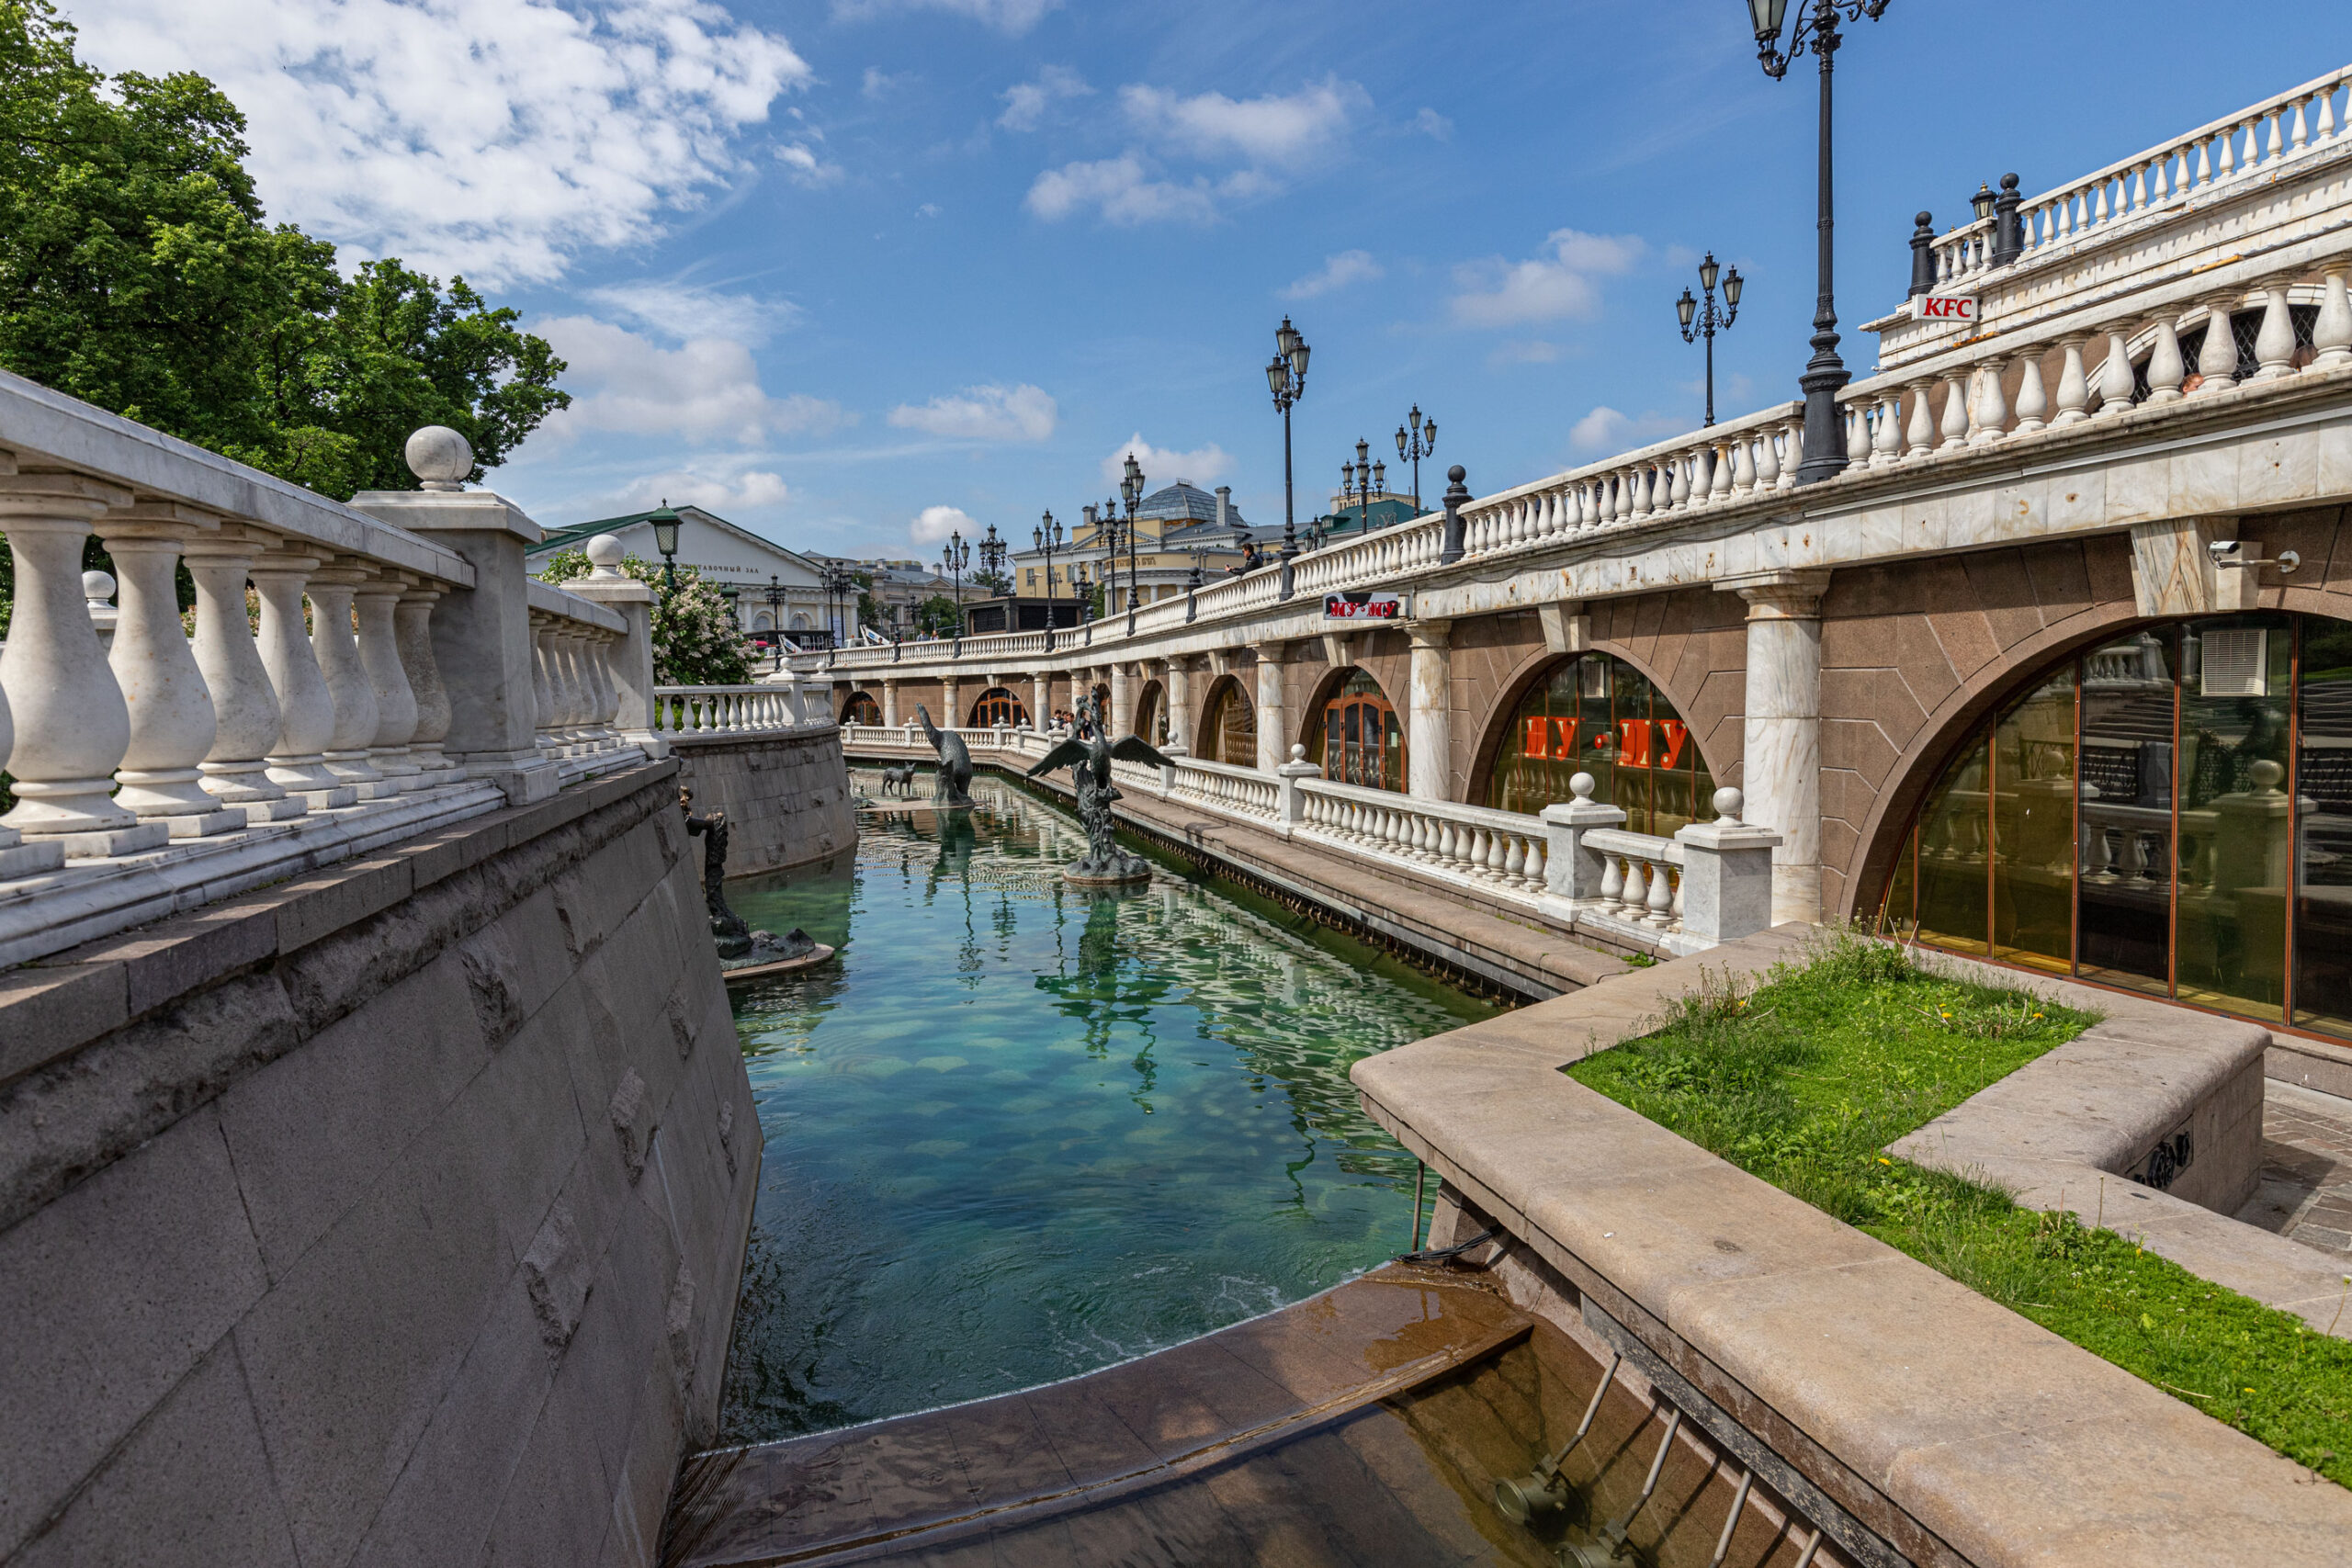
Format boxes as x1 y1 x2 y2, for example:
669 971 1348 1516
1566 931 2352 1487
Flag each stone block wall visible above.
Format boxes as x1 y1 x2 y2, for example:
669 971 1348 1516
0 761 756 1568
670 724 856 877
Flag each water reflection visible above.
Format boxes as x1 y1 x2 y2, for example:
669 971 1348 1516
718 774 1493 1443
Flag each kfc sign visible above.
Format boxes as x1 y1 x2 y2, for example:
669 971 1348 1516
1910 292 1977 325
1325 591 1405 621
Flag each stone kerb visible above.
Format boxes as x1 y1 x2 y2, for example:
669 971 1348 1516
1351 928 2352 1568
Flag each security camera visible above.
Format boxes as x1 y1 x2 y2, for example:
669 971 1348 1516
2208 539 2243 560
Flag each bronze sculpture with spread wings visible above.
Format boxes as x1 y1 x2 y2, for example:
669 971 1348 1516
1026 692 1170 883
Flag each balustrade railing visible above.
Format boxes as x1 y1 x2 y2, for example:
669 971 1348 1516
655 684 804 736
1293 776 1549 902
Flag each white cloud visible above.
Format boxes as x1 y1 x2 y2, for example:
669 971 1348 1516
998 65 1091 131
863 66 912 99
1102 434 1229 489
537 316 847 446
1024 157 1225 225
888 383 1057 442
1450 229 1645 329
1569 406 1684 456
74 0 809 288
1413 107 1453 141
775 142 845 187
1119 77 1364 170
833 0 1057 32
1490 340 1562 367
910 504 978 546
1282 249 1381 300
616 467 791 513
582 280 796 344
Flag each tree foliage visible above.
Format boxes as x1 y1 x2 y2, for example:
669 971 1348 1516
0 1 567 500
537 548 752 688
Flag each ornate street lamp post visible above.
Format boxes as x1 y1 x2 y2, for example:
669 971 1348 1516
1266 316 1311 599
1676 252 1745 427
763 572 786 671
1747 0 1890 484
977 523 1007 598
1393 406 1436 513
1340 436 1385 535
1119 454 1145 631
1035 508 1064 650
938 529 970 628
649 500 682 591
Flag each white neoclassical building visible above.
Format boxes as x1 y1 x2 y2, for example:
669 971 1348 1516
527 503 858 644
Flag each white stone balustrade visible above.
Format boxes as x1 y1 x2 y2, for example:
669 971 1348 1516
655 685 804 735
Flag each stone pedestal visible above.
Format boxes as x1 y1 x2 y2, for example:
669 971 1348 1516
1674 789 1783 944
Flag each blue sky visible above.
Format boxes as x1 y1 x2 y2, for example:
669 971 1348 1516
73 0 2352 560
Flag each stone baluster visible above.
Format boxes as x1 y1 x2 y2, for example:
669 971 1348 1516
2013 350 2050 434
1937 373 1970 448
355 571 421 787
1668 455 1691 511
2092 329 2136 416
2249 279 2299 381
594 632 623 746
1865 391 1895 466
2052 335 2092 424
1843 403 1867 470
1708 442 1734 502
1901 382 1932 458
2190 297 2239 395
528 610 559 753
559 628 593 749
1753 428 1781 490
2144 313 2188 402
0 472 165 855
1731 434 1758 494
183 524 301 820
2316 265 2352 368
306 558 386 794
397 585 454 777
250 550 353 807
97 502 243 837
1970 356 2008 445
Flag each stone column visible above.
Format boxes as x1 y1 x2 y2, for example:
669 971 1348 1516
1253 642 1288 773
882 679 900 728
396 585 454 777
940 677 961 730
347 426 558 805
1721 570 1830 925
355 572 421 786
1111 662 1132 737
1031 671 1050 729
97 502 243 836
1407 619 1453 803
184 525 302 819
250 548 354 808
565 536 662 757
1166 658 1193 749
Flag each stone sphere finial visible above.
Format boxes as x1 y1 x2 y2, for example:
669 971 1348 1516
1569 771 1596 800
82 570 116 604
585 533 626 578
1290 742 1307 761
2250 759 2285 794
404 425 474 491
1713 786 1745 823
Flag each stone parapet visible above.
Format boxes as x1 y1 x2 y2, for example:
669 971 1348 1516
670 723 855 877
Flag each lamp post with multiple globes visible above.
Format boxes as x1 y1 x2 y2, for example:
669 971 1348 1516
1266 317 1311 598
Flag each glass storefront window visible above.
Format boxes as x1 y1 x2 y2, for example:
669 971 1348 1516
1883 611 2334 1032
1311 669 1403 791
1202 676 1256 765
1481 652 1713 835
842 692 882 726
970 687 1029 728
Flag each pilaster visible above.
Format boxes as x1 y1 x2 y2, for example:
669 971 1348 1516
1718 568 1829 925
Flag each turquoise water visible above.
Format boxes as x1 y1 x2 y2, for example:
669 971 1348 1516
717 772 1495 1443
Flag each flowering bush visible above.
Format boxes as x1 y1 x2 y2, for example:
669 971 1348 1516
538 548 750 686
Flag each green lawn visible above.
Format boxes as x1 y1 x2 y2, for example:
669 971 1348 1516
1566 934 2352 1487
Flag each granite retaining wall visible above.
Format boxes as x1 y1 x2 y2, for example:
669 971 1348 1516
0 760 757 1568
671 725 854 878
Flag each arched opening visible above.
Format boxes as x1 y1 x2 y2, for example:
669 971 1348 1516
1878 610 2352 1038
1308 668 1404 792
1476 651 1713 836
752 611 775 632
841 691 882 726
790 613 811 631
968 686 1029 728
1199 674 1256 765
1133 680 1165 743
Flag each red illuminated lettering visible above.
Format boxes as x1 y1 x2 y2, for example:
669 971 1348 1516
1553 716 1578 756
1524 715 1550 759
1618 719 1652 768
1657 720 1688 770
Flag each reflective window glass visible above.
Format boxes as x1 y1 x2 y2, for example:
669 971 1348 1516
1914 734 1992 955
1483 652 1711 833
2077 630 2176 996
2176 615 2291 1021
2297 617 2352 1037
1992 669 2076 973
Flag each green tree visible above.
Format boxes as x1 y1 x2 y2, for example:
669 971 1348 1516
0 2 566 500
537 549 751 687
911 593 962 637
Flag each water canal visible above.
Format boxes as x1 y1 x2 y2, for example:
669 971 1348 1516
715 773 1495 1443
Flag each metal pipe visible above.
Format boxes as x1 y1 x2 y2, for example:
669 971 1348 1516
1570 1352 1621 1452
1633 1406 1681 1512
1705 1470 1752 1568
1793 1526 1824 1568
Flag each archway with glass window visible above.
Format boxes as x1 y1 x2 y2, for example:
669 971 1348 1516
840 690 882 726
968 686 1029 728
1133 680 1165 743
1877 611 2352 1037
1199 675 1256 765
1308 669 1404 792
1476 651 1713 836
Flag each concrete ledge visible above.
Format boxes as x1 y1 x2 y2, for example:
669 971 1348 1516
673 726 854 876
1351 928 2352 1568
